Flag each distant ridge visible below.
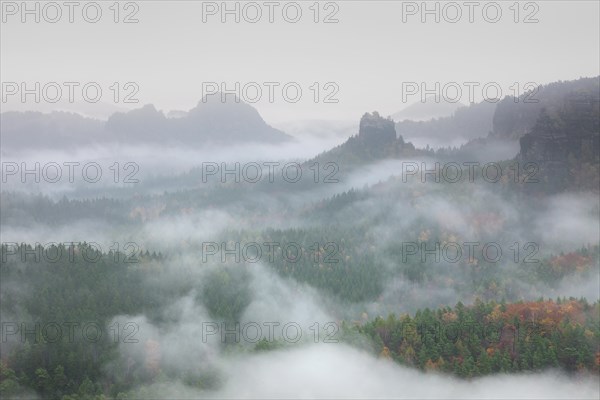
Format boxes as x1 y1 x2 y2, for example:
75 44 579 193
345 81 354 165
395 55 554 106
392 97 465 122
1 93 292 149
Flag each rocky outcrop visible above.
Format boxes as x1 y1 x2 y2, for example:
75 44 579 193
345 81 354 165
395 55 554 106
517 92 599 192
519 96 599 164
358 112 397 145
307 111 418 168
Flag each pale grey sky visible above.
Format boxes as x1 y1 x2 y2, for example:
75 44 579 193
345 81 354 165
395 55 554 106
1 0 599 122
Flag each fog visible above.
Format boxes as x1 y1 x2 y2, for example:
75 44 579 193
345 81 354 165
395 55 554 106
3 110 599 398
110 344 600 399
102 254 599 398
210 346 600 399
1 1 599 397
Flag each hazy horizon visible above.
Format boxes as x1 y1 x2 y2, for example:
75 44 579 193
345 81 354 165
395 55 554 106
1 1 599 399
